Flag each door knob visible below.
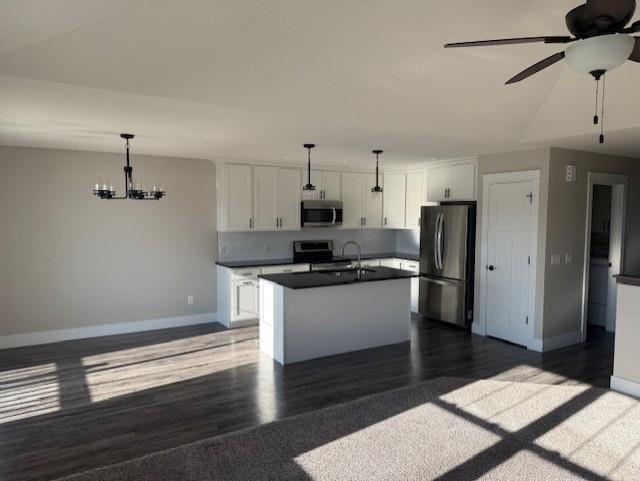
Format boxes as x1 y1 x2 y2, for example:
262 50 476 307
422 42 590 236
487 265 496 271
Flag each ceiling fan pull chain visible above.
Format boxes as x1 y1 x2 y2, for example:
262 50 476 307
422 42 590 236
600 73 606 144
593 78 600 125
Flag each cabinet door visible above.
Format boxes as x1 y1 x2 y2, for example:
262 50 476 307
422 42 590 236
362 174 383 228
322 171 342 200
383 173 407 229
406 172 424 229
426 167 450 203
278 168 301 231
448 163 476 201
253 166 279 230
341 172 363 228
232 281 259 322
226 164 253 231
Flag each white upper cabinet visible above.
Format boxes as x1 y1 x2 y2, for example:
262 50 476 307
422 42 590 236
383 173 407 229
405 171 425 230
218 163 301 232
426 162 476 202
222 164 253 232
278 168 302 230
301 170 341 201
253 166 279 230
341 172 364 228
362 173 383 229
340 172 383 229
321 171 341 200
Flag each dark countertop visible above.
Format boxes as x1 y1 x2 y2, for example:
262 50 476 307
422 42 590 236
259 266 418 290
216 252 420 269
615 275 640 287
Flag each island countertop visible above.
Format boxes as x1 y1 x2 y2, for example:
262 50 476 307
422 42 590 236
258 266 418 290
215 252 420 269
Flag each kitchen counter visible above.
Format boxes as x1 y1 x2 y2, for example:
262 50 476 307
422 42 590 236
615 274 640 287
215 252 419 268
259 266 417 290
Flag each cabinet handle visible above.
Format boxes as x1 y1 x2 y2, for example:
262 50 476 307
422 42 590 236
418 217 421 227
280 217 283 228
249 218 253 229
364 217 367 227
384 217 388 226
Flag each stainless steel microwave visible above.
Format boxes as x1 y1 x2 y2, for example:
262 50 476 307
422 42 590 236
301 200 343 227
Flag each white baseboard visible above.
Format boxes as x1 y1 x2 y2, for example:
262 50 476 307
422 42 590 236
0 312 218 350
611 376 640 399
538 330 583 352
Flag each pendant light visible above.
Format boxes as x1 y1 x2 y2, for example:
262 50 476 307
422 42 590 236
371 150 384 193
302 143 316 191
93 134 166 200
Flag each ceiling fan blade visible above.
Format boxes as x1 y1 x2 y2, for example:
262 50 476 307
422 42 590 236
586 0 636 25
506 52 566 85
444 36 572 48
630 37 640 62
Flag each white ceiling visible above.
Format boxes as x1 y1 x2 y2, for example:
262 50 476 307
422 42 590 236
1 0 639 167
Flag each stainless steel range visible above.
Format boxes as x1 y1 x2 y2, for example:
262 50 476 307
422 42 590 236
293 240 351 271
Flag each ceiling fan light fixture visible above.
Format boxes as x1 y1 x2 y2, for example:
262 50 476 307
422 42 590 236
565 34 635 75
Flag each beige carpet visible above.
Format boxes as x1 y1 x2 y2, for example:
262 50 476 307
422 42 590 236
57 378 640 481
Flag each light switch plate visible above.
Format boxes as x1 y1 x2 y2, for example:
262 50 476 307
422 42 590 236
565 253 573 264
551 255 562 266
566 165 577 183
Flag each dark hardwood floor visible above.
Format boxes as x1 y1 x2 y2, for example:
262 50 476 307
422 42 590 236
0 317 614 481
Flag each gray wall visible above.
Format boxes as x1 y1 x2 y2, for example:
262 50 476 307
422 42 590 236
0 146 217 336
475 147 640 342
543 147 640 338
218 229 398 261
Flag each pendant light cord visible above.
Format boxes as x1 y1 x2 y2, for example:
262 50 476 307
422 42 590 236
594 78 600 125
600 74 606 144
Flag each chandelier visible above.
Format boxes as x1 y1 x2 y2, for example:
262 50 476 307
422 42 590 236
93 134 166 200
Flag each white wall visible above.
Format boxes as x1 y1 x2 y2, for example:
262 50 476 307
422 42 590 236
0 146 217 340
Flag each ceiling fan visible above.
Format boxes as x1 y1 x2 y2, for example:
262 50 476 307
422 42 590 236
445 0 640 143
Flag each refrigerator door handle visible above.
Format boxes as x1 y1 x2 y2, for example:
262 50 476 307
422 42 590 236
434 213 441 270
439 213 445 270
435 213 444 270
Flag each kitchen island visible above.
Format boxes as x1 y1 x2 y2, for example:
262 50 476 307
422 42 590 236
258 267 416 365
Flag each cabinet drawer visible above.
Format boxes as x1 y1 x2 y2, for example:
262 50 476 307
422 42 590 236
261 264 310 275
402 261 420 273
231 268 260 281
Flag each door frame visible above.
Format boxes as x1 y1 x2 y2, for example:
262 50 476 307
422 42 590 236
477 170 541 350
580 172 628 340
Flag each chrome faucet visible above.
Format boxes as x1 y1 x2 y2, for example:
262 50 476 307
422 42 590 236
341 241 362 271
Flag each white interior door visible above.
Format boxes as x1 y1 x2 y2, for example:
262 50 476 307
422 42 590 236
485 180 535 347
253 166 279 230
278 168 301 231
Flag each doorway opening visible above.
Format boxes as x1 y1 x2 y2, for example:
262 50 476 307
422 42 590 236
581 173 627 342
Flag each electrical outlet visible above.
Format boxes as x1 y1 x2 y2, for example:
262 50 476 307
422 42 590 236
220 245 226 255
551 255 562 266
187 295 194 305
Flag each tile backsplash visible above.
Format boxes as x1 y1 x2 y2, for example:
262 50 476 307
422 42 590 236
395 229 420 256
217 229 400 261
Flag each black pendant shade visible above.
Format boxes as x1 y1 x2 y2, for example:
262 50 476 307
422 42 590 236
302 143 316 191
93 134 166 200
372 150 384 193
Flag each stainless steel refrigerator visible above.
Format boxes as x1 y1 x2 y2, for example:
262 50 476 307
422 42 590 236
419 203 476 327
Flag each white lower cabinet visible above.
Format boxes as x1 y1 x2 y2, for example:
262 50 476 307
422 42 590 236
218 264 310 328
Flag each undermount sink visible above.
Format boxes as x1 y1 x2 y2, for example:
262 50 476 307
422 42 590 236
319 268 376 278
